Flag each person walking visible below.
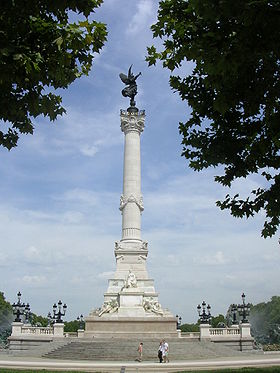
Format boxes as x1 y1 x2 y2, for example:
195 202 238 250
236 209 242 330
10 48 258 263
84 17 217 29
158 340 163 363
136 342 143 362
163 339 169 363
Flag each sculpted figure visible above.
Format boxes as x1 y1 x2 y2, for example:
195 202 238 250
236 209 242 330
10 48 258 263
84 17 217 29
143 297 164 316
98 298 119 317
119 65 141 109
124 270 137 288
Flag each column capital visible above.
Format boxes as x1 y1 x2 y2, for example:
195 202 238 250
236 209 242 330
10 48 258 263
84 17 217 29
120 109 145 134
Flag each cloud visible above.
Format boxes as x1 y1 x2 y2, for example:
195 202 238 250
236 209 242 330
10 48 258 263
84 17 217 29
193 251 229 266
57 188 99 207
126 0 154 34
21 275 47 286
80 144 99 157
97 271 115 279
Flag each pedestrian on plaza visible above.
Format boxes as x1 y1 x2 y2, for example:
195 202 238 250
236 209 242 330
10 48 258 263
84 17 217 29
158 340 163 363
163 339 169 363
136 342 143 362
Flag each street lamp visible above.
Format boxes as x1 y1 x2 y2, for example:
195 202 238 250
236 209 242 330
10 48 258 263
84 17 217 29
176 314 182 329
52 300 67 323
237 293 250 323
197 301 212 324
77 314 84 329
12 291 26 322
47 311 53 326
24 303 32 324
231 304 238 325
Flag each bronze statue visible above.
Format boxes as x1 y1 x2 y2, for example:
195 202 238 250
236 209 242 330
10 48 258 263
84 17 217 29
119 65 141 112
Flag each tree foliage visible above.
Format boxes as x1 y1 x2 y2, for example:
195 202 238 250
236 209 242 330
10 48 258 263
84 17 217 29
0 0 107 150
64 320 81 333
180 322 199 333
0 292 12 346
147 0 280 237
250 296 280 344
211 313 226 328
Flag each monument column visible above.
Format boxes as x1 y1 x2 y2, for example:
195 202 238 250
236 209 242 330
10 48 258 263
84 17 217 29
85 66 177 338
120 110 145 241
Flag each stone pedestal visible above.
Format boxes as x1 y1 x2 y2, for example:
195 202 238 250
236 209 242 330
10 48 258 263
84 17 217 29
53 323 64 338
199 324 211 340
85 109 177 338
11 322 23 336
240 323 251 338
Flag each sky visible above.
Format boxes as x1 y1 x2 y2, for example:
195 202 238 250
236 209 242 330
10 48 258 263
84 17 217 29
0 0 279 324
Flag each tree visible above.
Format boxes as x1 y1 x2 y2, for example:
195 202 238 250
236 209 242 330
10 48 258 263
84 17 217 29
0 292 13 346
250 296 280 345
180 322 199 333
0 0 107 150
64 320 81 333
147 0 280 237
211 314 226 328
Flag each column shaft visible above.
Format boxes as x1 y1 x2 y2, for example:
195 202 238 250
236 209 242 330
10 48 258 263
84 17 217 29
120 110 145 241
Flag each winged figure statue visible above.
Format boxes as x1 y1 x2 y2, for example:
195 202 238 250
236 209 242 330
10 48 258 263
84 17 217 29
119 65 141 110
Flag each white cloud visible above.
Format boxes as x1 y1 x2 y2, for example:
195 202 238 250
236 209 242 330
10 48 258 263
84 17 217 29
80 144 99 157
97 271 115 279
193 251 229 266
57 189 99 206
127 0 154 34
21 275 47 286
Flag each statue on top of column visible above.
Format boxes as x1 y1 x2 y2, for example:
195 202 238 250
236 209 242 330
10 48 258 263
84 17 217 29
119 65 141 112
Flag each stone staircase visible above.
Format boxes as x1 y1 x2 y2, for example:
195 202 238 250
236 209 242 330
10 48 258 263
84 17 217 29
7 339 74 358
43 338 247 361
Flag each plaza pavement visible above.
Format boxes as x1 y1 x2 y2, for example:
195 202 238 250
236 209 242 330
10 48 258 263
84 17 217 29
0 352 280 372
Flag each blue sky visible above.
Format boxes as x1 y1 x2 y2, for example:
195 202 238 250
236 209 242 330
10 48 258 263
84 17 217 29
0 0 279 323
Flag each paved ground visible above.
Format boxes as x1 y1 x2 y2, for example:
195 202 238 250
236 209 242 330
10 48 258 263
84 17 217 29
0 352 280 372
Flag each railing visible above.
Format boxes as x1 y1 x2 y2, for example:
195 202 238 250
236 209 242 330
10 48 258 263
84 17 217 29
181 332 200 339
210 327 240 337
21 326 54 336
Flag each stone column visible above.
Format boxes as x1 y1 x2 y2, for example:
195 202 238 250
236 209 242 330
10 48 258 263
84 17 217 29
120 109 145 241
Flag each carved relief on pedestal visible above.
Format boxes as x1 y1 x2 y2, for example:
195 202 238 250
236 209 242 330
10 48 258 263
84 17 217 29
119 194 144 212
97 298 119 317
143 297 164 316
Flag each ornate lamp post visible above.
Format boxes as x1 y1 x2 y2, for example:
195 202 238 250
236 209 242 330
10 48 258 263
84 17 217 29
197 301 212 324
176 314 182 329
47 311 53 327
52 300 67 323
231 303 238 325
77 314 84 330
238 293 250 323
24 303 32 324
12 291 26 322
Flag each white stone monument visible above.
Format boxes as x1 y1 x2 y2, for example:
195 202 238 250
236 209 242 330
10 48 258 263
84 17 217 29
85 67 177 338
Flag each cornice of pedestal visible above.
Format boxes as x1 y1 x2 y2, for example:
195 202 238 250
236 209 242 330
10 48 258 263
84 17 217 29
120 109 145 134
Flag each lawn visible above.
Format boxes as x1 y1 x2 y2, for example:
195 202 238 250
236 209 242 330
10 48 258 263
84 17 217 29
1 367 280 373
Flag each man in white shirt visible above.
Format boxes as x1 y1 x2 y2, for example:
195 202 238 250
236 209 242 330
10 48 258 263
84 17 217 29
162 339 169 363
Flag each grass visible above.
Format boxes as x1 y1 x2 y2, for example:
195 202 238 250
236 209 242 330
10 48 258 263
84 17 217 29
1 367 280 373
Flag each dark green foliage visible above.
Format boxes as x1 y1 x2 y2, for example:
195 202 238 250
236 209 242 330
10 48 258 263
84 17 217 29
147 0 280 237
0 292 13 346
250 296 280 344
180 322 199 332
0 0 107 150
64 320 80 333
211 313 226 328
31 313 48 327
